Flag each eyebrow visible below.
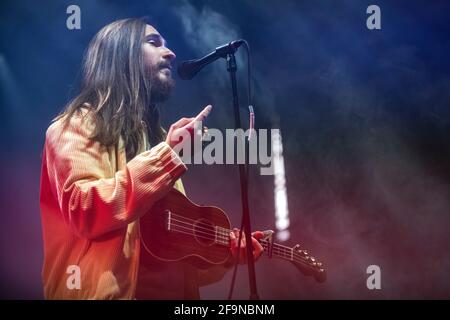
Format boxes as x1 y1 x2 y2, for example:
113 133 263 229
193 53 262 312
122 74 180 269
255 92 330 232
144 33 168 47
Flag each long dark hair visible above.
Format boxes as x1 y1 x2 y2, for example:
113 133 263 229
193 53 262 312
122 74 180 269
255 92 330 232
56 18 165 161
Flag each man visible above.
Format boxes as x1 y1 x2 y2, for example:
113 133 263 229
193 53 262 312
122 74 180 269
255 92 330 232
39 18 263 299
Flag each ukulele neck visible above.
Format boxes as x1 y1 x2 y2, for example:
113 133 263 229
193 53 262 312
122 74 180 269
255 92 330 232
214 226 295 263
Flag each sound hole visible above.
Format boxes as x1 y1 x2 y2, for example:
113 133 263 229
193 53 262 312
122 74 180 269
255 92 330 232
193 219 215 246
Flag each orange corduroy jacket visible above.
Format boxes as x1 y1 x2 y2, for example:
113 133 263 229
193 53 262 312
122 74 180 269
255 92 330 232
39 108 228 299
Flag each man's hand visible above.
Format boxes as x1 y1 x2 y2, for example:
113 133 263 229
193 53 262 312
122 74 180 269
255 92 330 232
165 105 212 150
229 228 264 264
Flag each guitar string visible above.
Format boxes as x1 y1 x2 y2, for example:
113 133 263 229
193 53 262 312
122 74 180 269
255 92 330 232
169 225 317 267
169 214 299 255
168 221 227 240
168 223 312 265
168 223 291 257
169 212 301 255
168 217 291 253
169 224 297 261
166 213 320 267
167 214 223 234
168 224 226 243
168 217 311 263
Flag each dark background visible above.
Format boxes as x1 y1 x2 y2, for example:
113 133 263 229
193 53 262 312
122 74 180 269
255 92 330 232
0 0 449 299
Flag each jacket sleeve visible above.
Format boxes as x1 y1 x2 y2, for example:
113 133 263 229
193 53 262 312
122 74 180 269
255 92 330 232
44 113 186 239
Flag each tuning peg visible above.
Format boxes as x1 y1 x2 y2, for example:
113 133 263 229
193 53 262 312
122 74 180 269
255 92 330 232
298 250 308 256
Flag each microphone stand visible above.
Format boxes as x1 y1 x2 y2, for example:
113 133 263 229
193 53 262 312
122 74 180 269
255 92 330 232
226 52 259 300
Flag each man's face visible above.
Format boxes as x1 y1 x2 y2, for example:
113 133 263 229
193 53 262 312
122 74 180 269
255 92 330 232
142 25 176 103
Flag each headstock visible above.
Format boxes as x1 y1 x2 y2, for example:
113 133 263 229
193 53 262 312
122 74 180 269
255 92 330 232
291 244 327 283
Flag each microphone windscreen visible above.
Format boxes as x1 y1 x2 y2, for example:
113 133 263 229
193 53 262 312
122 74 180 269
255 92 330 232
177 60 197 80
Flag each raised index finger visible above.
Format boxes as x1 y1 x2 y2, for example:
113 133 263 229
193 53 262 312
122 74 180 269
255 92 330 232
193 105 212 122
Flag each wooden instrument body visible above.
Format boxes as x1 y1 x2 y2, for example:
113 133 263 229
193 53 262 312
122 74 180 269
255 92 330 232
140 188 231 269
140 188 327 282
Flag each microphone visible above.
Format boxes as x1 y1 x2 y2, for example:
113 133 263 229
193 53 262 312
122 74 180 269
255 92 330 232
177 40 245 80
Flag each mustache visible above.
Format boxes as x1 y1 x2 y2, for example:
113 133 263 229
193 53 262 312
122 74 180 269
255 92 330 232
158 61 172 70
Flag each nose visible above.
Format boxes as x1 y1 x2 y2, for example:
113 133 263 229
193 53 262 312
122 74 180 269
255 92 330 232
163 47 176 62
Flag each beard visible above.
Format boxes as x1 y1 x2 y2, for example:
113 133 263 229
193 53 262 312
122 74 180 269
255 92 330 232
149 64 175 103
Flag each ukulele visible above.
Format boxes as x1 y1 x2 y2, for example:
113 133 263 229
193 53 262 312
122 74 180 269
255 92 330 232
140 188 326 283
